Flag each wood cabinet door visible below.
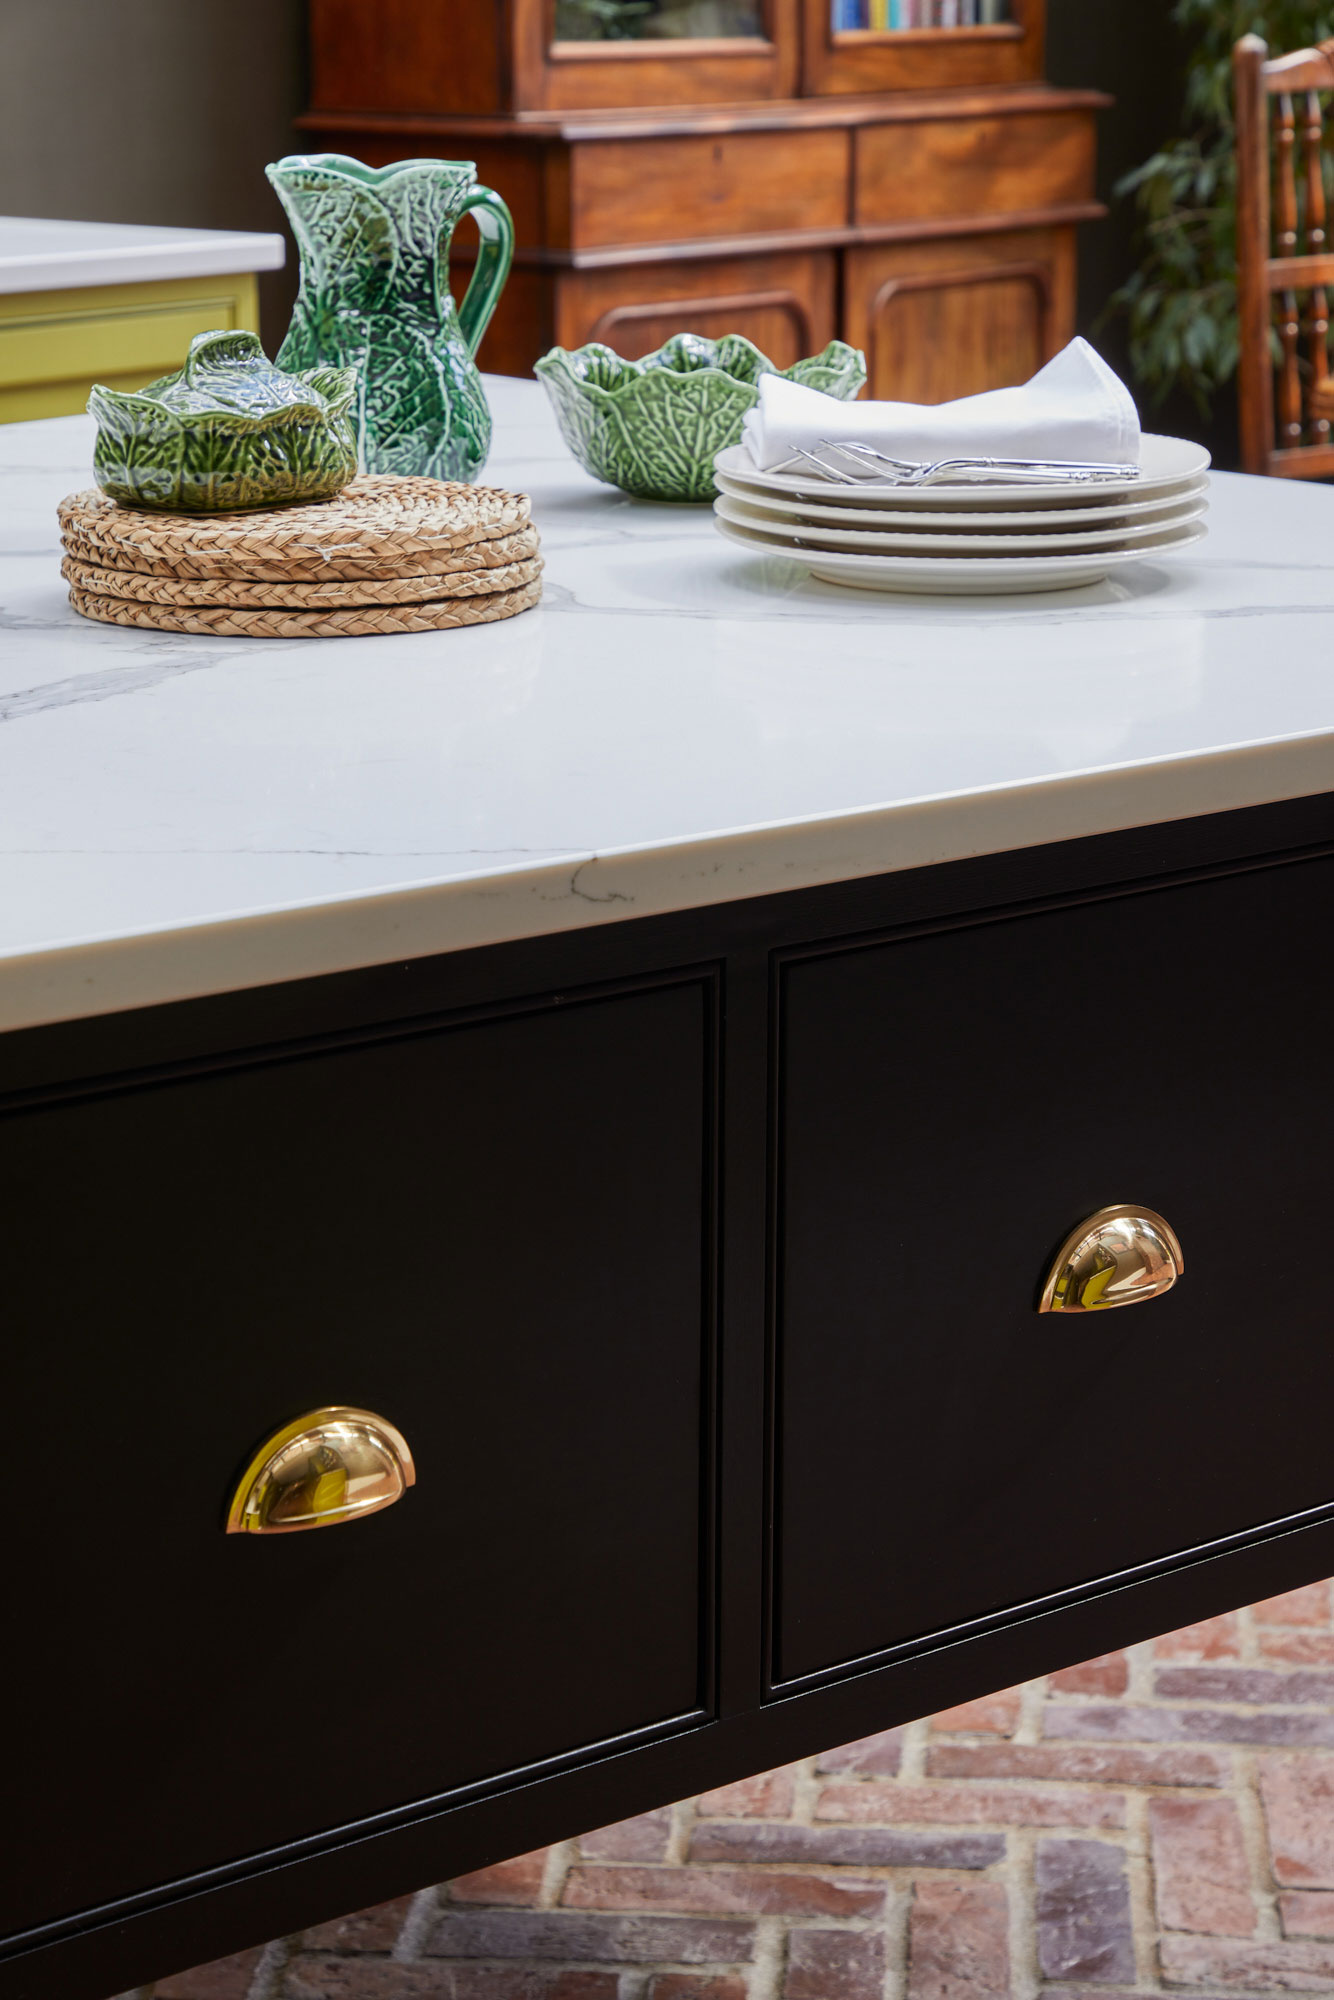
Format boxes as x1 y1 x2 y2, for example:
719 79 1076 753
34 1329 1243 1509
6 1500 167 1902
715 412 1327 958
773 857 1334 1689
843 227 1076 403
556 251 839 366
0 980 713 1939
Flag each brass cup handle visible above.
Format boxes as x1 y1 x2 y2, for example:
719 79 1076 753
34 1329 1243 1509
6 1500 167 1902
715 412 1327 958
226 1407 415 1535
1039 1205 1184 1314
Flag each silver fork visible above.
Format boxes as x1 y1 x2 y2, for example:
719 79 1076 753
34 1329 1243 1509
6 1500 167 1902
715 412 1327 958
782 441 1141 487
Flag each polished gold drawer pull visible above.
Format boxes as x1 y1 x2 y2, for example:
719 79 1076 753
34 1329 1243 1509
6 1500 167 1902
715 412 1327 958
1039 1205 1184 1315
226 1406 415 1535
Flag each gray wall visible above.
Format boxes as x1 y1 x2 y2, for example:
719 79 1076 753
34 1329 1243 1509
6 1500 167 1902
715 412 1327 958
0 0 1179 374
0 0 306 344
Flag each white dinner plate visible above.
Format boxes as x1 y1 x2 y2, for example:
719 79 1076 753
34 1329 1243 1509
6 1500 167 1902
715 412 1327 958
712 468 1210 533
713 433 1212 510
713 491 1210 556
713 512 1209 594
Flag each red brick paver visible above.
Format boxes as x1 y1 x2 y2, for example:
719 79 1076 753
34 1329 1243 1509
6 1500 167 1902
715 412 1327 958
116 1580 1334 1998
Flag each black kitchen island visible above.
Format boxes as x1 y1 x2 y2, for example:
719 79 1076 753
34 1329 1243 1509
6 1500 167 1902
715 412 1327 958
4 384 1334 1998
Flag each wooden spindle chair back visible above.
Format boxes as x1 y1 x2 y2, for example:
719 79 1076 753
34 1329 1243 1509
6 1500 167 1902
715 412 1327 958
1236 33 1334 475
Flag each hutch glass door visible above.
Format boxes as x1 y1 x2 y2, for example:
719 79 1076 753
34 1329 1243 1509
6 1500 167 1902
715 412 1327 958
554 1 766 35
541 0 790 108
808 0 1041 92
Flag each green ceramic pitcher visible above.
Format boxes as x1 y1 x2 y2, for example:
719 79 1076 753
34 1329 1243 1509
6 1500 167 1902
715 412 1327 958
267 154 514 483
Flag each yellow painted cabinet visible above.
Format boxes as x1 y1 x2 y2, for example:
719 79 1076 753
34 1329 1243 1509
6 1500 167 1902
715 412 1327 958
0 271 261 423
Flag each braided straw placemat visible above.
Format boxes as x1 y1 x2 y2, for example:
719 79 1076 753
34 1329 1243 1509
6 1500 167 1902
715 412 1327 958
69 577 542 640
62 549 542 609
61 525 540 598
58 475 533 583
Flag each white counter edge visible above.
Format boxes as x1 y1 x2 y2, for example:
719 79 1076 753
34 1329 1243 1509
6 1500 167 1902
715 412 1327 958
0 235 288 296
4 725 1333 1036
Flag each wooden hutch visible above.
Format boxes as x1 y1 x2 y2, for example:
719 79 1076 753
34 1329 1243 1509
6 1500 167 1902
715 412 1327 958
300 0 1107 402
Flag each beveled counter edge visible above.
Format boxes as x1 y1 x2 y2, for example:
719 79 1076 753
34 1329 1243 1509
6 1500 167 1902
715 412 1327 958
0 231 288 296
3 725 1333 1036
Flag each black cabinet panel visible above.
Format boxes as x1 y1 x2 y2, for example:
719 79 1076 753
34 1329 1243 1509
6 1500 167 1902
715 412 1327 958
0 982 710 1938
775 857 1334 1685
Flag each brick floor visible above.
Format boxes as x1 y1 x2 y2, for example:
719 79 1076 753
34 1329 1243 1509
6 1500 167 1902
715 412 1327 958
116 1581 1334 1999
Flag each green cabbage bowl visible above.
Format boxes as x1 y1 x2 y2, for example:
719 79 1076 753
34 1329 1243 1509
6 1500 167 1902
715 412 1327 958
89 328 359 513
535 332 866 502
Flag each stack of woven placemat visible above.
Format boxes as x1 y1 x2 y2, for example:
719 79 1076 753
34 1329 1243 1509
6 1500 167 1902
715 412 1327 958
59 473 542 638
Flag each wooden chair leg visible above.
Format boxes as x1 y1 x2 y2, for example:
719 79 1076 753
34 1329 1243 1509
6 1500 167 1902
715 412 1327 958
1235 36 1275 475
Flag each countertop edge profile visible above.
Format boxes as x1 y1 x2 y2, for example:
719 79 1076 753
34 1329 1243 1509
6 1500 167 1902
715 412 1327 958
3 728 1332 1037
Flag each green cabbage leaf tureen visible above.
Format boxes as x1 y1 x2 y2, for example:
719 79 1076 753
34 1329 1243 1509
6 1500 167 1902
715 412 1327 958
535 333 866 501
88 329 359 513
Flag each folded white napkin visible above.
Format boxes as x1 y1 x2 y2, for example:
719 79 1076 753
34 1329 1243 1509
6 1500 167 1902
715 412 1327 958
741 338 1141 474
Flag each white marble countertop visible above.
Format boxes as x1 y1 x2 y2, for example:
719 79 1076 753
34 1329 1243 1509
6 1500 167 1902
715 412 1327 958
0 216 286 295
4 374 1334 1034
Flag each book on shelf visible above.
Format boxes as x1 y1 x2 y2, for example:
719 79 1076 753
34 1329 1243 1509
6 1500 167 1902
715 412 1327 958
829 0 1006 24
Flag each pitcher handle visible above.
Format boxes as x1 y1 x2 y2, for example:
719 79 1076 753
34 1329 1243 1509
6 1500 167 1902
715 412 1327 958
454 185 515 360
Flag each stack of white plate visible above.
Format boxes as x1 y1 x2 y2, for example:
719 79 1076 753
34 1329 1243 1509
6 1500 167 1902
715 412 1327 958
712 435 1210 595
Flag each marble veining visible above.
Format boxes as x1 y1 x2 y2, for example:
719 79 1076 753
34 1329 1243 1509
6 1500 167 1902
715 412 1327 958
3 373 1334 1033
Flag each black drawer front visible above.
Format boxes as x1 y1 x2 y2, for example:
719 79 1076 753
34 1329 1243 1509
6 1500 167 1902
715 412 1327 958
0 980 712 1939
774 855 1334 1687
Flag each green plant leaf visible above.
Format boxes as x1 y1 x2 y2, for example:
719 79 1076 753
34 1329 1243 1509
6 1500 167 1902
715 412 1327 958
1106 0 1334 413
